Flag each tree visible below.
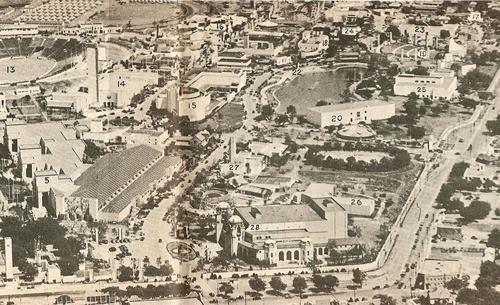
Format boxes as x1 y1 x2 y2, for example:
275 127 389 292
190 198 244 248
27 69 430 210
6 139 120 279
379 295 397 305
83 140 103 162
211 253 230 270
458 69 493 94
316 100 329 106
248 276 266 294
409 66 430 76
483 179 496 190
312 275 325 291
407 125 426 139
440 29 451 39
460 98 478 109
460 201 491 222
419 105 427 116
408 92 419 102
323 275 339 291
456 288 482 305
118 266 134 282
445 277 467 293
219 282 234 296
261 105 274 119
487 229 500 249
275 114 288 126
269 276 286 293
18 259 38 281
495 208 500 217
386 24 401 39
286 105 297 118
404 100 419 117
352 268 366 287
486 115 500 135
292 276 307 293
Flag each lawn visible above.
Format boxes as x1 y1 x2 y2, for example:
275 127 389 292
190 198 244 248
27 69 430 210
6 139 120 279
273 68 360 114
0 57 56 84
90 1 182 26
372 96 474 140
199 102 244 133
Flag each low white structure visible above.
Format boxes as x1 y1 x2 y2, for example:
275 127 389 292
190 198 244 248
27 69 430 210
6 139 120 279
187 71 247 93
306 100 395 128
0 23 38 37
393 70 457 100
298 30 329 58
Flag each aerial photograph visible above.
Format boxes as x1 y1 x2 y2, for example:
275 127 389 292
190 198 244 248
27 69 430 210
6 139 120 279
0 0 498 304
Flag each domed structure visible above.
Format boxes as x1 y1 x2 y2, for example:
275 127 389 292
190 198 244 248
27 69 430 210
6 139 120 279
217 201 230 210
337 124 376 140
228 215 242 224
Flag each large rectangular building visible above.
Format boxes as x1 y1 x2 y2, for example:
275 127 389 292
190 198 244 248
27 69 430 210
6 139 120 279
393 70 457 100
219 195 348 266
306 100 395 128
0 23 38 37
70 145 182 222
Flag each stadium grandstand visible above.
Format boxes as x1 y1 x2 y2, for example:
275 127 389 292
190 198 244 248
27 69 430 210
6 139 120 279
71 145 182 222
0 37 83 59
0 37 84 84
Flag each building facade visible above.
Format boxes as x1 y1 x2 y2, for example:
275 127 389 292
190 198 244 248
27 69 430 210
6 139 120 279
306 100 395 128
218 195 348 266
394 70 457 100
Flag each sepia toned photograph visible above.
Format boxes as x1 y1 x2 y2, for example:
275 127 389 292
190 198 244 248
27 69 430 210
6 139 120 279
0 0 498 304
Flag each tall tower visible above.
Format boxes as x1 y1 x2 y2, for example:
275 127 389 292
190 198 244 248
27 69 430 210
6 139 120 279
2 237 13 280
229 136 237 163
0 93 7 121
215 201 230 244
225 215 243 256
87 46 100 106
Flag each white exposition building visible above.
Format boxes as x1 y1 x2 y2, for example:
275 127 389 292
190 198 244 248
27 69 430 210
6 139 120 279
393 70 457 100
306 100 395 128
87 46 100 107
0 237 13 281
216 195 348 266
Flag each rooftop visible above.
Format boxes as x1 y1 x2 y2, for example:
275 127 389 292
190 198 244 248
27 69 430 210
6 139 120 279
236 204 324 224
421 259 462 276
309 100 393 113
101 155 181 213
72 145 162 207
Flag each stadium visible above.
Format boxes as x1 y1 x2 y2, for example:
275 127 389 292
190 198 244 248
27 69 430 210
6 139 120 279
0 37 84 85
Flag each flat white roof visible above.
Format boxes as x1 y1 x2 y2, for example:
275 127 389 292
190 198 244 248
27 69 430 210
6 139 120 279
309 100 393 113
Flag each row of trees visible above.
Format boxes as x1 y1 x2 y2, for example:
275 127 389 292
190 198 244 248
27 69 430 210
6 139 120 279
102 282 191 300
436 162 493 221
305 142 411 172
0 217 84 279
455 261 500 305
386 92 432 139
486 115 500 135
458 69 493 95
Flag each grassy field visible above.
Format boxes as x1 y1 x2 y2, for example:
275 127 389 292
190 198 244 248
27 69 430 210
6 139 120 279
299 162 422 252
372 96 474 140
477 63 499 79
200 103 244 133
0 57 55 84
90 1 182 26
273 68 360 114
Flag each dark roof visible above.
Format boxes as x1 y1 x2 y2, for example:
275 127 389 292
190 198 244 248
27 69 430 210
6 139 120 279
236 204 324 224
101 156 181 213
72 145 162 206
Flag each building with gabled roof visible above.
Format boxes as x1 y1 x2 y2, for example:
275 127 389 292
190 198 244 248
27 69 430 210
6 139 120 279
217 194 347 266
68 144 181 221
